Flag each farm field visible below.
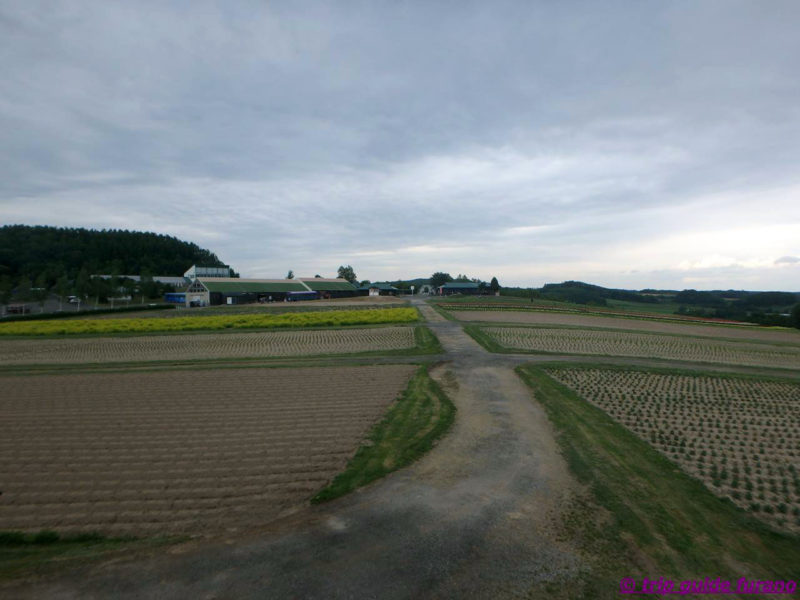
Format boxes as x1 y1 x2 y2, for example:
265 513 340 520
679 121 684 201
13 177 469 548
452 308 800 344
0 365 418 535
478 326 800 369
545 367 800 533
81 297 409 320
0 326 420 366
0 307 418 336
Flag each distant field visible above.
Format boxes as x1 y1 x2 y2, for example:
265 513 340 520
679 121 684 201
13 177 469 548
0 307 418 337
453 309 800 344
0 326 423 366
605 298 683 315
547 367 800 533
80 297 409 320
0 365 418 535
479 326 800 369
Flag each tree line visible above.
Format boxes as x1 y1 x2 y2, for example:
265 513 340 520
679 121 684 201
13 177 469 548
0 225 229 307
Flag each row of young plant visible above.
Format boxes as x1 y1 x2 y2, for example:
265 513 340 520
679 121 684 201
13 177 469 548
547 368 800 533
0 307 419 336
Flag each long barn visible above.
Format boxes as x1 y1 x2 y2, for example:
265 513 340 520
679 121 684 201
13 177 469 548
185 277 357 306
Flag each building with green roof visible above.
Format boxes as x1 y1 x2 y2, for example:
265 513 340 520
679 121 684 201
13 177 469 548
185 277 357 306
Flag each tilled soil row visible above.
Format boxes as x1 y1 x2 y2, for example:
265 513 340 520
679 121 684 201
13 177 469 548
0 365 417 534
0 326 416 365
485 327 800 369
455 309 800 344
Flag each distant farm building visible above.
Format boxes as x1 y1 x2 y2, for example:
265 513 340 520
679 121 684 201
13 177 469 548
184 264 232 279
185 277 357 306
438 282 481 296
297 278 360 299
358 282 401 296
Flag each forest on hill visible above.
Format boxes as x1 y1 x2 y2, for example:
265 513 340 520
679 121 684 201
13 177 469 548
0 225 230 304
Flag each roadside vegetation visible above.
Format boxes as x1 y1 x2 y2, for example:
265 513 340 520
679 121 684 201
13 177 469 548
517 365 800 597
0 307 419 336
0 530 177 581
312 365 455 503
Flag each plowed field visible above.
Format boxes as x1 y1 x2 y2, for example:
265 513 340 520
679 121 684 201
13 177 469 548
483 327 800 369
454 310 800 344
0 365 417 535
0 327 416 365
547 368 800 533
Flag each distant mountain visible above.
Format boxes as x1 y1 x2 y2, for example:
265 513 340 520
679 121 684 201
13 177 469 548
0 225 229 286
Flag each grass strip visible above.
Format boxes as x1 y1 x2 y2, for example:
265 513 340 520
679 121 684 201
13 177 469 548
515 365 800 597
312 365 455 503
0 530 179 581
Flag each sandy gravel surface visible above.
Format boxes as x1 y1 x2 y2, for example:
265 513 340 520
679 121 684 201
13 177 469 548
0 366 417 535
453 309 800 344
0 327 416 365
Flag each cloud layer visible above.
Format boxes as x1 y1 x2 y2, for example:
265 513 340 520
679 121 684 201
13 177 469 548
2 2 799 289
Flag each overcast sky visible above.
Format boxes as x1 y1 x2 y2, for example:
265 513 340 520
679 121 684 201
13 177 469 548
1 2 799 290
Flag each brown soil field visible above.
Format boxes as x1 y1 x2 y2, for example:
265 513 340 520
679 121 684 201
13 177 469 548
454 309 800 344
0 365 417 535
0 326 416 365
484 327 800 369
547 368 800 533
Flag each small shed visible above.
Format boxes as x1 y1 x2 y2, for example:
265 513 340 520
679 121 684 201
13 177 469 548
358 282 401 296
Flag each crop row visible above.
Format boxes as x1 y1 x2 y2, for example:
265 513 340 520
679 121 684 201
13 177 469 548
547 368 800 533
0 365 417 533
0 307 419 336
0 326 417 365
484 327 800 369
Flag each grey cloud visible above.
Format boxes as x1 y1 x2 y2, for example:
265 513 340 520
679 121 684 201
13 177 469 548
1 2 800 289
776 256 800 264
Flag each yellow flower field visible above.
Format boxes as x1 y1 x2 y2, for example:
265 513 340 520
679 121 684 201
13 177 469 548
0 307 419 336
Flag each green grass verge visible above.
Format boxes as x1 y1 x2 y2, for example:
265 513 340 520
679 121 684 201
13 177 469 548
0 530 179 581
426 302 458 321
413 325 444 354
461 324 507 352
311 365 455 503
515 365 800 597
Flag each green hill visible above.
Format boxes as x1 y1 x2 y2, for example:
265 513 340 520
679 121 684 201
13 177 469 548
0 225 229 287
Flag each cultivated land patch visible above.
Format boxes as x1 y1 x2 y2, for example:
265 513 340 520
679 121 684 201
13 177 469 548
0 307 418 336
0 326 418 366
546 368 800 534
480 326 800 369
452 308 800 344
84 298 408 320
0 365 417 535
